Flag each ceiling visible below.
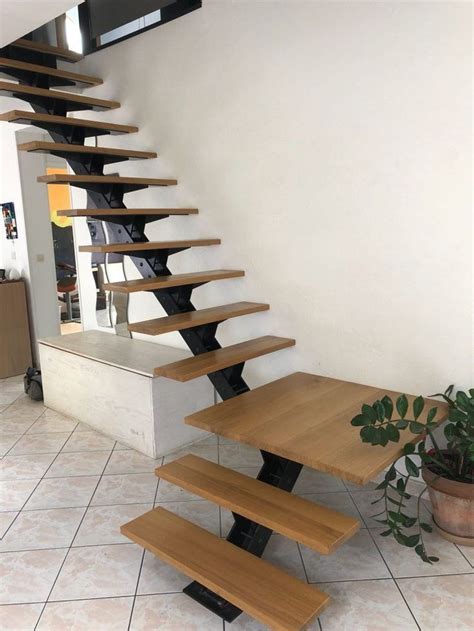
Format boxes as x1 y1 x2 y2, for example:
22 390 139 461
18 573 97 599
0 0 83 47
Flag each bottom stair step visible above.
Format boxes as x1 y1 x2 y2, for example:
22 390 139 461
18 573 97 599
121 507 329 631
156 455 359 553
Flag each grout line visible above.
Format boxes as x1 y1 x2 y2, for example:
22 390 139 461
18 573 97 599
34 446 116 629
455 544 474 569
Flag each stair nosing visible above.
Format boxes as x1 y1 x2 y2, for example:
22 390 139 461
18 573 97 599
17 140 156 159
0 80 120 110
0 109 138 134
0 57 102 86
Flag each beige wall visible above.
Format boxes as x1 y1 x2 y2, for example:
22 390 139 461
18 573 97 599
74 0 473 394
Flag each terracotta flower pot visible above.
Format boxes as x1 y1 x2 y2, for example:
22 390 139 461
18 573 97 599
422 465 474 546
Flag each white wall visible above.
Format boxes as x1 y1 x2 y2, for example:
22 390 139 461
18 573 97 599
0 121 60 361
75 0 473 395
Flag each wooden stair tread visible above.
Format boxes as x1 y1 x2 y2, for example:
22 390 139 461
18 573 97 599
37 174 177 186
57 208 198 218
186 372 449 486
11 38 83 62
154 336 295 381
0 58 102 86
0 110 137 134
156 455 359 553
121 507 329 631
0 80 120 111
18 141 156 160
79 239 220 253
103 269 245 294
129 301 269 335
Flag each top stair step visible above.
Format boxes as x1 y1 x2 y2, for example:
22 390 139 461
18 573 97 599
0 58 102 87
156 455 359 553
0 80 120 112
10 38 83 62
185 372 449 486
18 141 156 163
129 301 270 335
121 507 329 631
0 110 138 136
154 335 295 381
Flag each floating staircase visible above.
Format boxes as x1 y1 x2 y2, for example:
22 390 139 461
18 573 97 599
1 35 447 630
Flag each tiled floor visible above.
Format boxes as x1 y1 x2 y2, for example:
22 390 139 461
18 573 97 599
0 375 472 630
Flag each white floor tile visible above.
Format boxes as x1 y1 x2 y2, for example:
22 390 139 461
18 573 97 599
318 579 418 630
130 593 223 631
0 508 85 552
372 527 472 577
91 474 158 506
62 430 116 453
0 603 44 630
397 574 474 630
0 434 21 456
0 512 18 538
0 454 56 481
0 418 38 436
155 500 220 536
294 467 346 495
24 476 100 511
104 450 162 475
0 548 67 604
37 596 134 630
73 503 152 547
27 417 78 435
218 444 263 468
8 433 71 456
302 491 362 522
137 550 189 595
45 452 110 478
162 444 218 465
349 489 431 529
300 529 390 582
0 479 40 511
50 544 143 601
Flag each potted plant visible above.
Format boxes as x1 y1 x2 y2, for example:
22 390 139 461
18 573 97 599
351 385 474 563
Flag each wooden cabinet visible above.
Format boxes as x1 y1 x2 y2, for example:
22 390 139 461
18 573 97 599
0 280 32 378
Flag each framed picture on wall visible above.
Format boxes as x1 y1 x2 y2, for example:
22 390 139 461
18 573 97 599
1 202 18 239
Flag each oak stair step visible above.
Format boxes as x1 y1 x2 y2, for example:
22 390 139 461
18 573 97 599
186 371 450 486
18 140 156 163
0 58 102 88
154 335 295 381
0 110 138 136
103 269 245 294
57 208 198 224
79 239 221 254
121 507 329 631
10 38 83 62
37 174 177 193
156 455 359 553
129 301 269 335
0 80 120 112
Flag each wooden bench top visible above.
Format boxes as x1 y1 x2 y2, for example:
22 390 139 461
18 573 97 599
186 371 449 485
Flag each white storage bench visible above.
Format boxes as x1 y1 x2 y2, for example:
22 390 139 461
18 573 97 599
38 330 214 458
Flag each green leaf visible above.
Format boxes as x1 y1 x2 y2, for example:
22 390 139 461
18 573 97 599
396 394 408 419
374 400 385 422
396 420 409 430
403 442 416 455
405 534 421 547
449 409 466 423
381 395 394 420
360 425 376 443
420 523 433 533
427 407 438 423
409 421 426 434
404 517 417 528
375 480 388 490
428 556 440 563
380 529 392 537
388 511 406 524
405 456 420 477
413 396 425 420
456 391 470 411
387 467 397 481
386 423 400 442
378 427 389 447
351 414 370 427
362 404 377 423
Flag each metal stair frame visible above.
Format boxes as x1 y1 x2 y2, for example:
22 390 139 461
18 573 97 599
0 40 306 623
